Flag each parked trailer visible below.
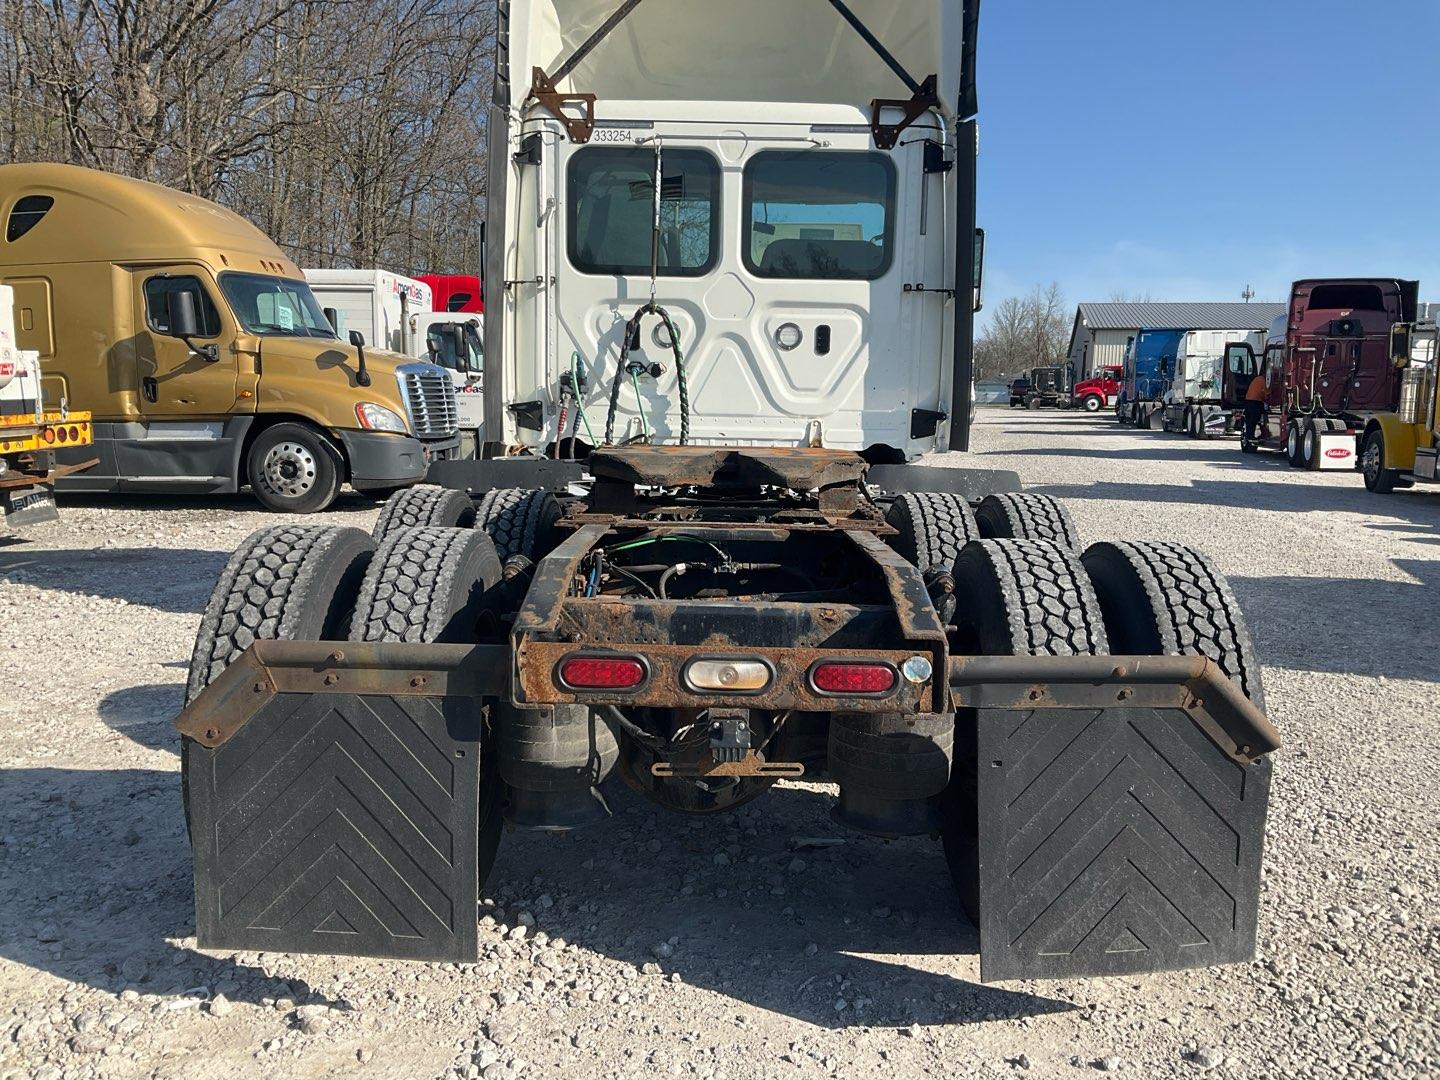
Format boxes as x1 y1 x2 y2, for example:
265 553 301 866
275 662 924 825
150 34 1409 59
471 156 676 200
0 164 462 513
176 0 1277 985
1224 278 1417 468
1116 328 1184 429
1161 329 1268 438
0 283 95 532
1360 320 1439 492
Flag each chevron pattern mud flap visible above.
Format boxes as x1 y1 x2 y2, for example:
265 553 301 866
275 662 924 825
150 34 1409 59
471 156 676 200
976 705 1271 982
186 690 481 962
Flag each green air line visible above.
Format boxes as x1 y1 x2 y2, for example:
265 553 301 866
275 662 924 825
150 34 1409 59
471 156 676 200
572 351 597 447
631 370 650 440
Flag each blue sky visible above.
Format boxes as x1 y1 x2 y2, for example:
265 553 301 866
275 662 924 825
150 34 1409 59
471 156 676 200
978 0 1440 324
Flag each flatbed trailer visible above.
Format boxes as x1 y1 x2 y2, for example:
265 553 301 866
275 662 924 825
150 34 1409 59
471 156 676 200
175 0 1278 985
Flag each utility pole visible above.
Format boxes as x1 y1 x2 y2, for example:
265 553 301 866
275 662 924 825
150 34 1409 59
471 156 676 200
1241 284 1256 303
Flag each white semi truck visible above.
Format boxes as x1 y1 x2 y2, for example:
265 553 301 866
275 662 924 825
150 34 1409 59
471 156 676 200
178 0 1278 986
1161 328 1269 438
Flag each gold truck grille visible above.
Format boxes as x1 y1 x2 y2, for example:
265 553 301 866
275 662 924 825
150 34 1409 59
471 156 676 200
400 369 459 439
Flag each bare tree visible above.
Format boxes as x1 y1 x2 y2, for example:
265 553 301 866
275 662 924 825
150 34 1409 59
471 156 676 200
975 283 1070 380
1 0 495 277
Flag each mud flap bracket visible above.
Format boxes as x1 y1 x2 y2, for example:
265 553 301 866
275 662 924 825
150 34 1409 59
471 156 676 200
180 641 508 962
950 656 1277 982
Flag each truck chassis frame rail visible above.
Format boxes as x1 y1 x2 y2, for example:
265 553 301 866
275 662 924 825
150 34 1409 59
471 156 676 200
177 642 1276 981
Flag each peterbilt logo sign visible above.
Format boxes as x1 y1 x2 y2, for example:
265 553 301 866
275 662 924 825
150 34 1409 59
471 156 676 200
1325 447 1351 459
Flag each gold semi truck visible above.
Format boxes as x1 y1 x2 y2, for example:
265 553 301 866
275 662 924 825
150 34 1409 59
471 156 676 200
0 163 460 513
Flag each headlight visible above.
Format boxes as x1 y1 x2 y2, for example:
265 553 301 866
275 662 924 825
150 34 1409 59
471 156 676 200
355 402 409 433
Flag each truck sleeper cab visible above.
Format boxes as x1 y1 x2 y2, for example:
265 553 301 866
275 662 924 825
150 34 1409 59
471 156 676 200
1161 329 1268 439
1117 328 1183 430
0 164 461 512
1222 278 1417 470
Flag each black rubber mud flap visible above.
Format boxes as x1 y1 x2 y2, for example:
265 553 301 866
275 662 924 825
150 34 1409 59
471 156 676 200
180 641 506 963
974 702 1271 982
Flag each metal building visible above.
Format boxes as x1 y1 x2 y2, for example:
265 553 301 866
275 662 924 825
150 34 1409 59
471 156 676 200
1067 302 1286 378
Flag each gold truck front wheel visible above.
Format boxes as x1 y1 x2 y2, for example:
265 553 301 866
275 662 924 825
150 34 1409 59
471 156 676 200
246 422 343 514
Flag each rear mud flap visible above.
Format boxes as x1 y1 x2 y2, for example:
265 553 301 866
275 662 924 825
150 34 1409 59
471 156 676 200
178 642 506 962
952 656 1277 983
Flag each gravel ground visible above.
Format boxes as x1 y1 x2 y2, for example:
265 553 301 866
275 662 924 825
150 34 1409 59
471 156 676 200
1 409 1436 1080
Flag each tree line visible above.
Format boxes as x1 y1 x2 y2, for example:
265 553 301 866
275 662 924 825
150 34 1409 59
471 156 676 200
974 282 1072 382
0 0 494 275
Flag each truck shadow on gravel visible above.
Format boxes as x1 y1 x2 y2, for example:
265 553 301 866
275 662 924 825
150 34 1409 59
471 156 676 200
1231 559 1440 683
98 684 186 753
0 767 343 1011
1032 477 1440 518
0 767 1071 1029
0 547 226 613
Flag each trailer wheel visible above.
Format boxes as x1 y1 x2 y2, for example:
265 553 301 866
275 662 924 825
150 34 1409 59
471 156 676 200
1081 540 1265 710
349 525 506 882
183 524 376 828
1361 429 1399 493
372 484 476 543
350 526 503 643
974 492 1079 550
942 539 1110 922
884 492 980 574
245 422 344 514
476 488 563 561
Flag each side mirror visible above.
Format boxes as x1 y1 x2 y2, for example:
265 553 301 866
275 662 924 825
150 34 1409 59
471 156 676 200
972 227 985 313
168 291 199 339
323 307 340 334
449 324 468 369
1390 324 1411 365
348 330 365 349
348 330 371 387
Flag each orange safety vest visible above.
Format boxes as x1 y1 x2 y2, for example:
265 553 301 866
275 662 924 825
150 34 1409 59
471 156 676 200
1245 375 1267 402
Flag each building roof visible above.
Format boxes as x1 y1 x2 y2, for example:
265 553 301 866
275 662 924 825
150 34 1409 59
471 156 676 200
1073 302 1286 332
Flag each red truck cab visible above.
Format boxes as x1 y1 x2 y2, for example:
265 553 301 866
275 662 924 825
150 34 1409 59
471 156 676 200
1072 365 1122 412
418 274 483 313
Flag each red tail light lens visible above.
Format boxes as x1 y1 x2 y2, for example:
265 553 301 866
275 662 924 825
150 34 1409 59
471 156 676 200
811 661 897 695
558 655 647 690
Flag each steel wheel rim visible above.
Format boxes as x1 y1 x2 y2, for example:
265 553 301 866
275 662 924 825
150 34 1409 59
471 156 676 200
1362 440 1382 483
261 440 318 498
1303 428 1316 463
1287 426 1299 459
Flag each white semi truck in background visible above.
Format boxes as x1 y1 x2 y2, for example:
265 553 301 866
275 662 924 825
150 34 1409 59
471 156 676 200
1161 328 1269 438
305 268 485 455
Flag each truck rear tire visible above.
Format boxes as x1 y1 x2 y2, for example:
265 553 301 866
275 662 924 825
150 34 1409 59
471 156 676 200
884 492 980 574
1081 540 1265 710
187 524 376 702
1300 422 1321 471
1361 429 1399 493
246 422 344 514
350 526 503 644
1285 422 1304 467
184 524 375 832
974 492 1079 550
372 484 476 543
943 538 1110 922
1026 397 1041 410
476 488 562 562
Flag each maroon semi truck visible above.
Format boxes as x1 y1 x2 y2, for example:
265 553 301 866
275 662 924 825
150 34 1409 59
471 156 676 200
1223 278 1418 468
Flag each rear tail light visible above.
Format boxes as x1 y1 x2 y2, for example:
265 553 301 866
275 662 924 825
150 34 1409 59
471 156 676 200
557 655 647 691
683 658 772 693
810 661 897 695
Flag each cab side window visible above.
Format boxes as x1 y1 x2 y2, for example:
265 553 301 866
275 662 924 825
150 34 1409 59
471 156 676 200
144 276 222 337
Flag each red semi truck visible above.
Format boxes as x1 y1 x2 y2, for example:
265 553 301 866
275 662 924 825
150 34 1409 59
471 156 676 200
1223 278 1418 468
418 273 483 314
1072 364 1122 412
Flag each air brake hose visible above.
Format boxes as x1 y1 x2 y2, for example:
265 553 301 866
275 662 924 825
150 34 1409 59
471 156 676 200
602 303 689 446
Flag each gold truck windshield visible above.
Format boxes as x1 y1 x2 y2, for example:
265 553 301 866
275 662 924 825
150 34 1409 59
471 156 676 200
219 272 336 338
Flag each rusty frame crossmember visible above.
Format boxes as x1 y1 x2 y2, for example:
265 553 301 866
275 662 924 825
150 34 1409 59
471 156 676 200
177 642 1278 766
